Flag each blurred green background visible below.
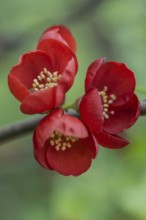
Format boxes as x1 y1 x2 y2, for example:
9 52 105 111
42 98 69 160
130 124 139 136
0 0 146 219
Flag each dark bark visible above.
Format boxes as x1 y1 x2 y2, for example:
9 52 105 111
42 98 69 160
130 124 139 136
0 103 145 146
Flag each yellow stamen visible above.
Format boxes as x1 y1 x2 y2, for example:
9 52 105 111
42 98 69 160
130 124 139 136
31 68 61 92
49 129 78 151
99 86 116 120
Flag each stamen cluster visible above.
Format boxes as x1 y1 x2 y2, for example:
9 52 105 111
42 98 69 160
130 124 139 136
99 86 116 119
32 68 62 91
50 129 78 151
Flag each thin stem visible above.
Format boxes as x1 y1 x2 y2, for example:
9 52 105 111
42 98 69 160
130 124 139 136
63 96 82 111
62 102 76 111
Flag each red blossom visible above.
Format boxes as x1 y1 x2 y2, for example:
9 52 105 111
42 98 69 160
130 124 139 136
38 25 77 53
80 58 140 148
33 108 98 176
8 37 78 114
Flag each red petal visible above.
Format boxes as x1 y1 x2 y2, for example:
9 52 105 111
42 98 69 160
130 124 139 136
33 108 89 149
37 39 78 72
85 58 105 92
96 131 129 149
93 62 136 106
59 114 89 138
80 88 103 134
20 85 65 114
46 132 98 176
37 39 78 92
38 25 77 53
59 57 77 92
33 132 53 170
34 109 89 148
103 94 140 134
33 108 63 149
33 109 98 176
8 50 52 101
8 74 29 101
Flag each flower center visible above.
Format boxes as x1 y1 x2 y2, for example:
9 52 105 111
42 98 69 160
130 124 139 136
31 68 61 92
99 86 116 119
49 129 79 151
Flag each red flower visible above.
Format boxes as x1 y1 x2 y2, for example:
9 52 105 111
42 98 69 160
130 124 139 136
80 58 140 148
38 25 77 53
33 108 98 176
8 29 78 114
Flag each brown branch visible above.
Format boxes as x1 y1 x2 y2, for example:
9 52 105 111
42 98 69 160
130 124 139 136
0 102 145 146
0 115 43 145
0 110 79 146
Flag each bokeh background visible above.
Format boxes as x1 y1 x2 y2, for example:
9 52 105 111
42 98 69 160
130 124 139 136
0 0 146 219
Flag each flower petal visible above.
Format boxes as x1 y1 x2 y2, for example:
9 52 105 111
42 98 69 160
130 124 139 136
85 57 105 92
20 85 65 114
8 74 29 102
33 109 98 176
37 39 78 92
96 131 129 149
8 50 53 101
8 45 77 114
103 94 140 134
93 61 136 106
33 108 89 149
33 134 53 170
80 88 103 134
59 114 89 138
46 132 98 176
59 57 77 92
38 25 77 53
34 108 89 148
37 39 78 73
33 108 63 149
